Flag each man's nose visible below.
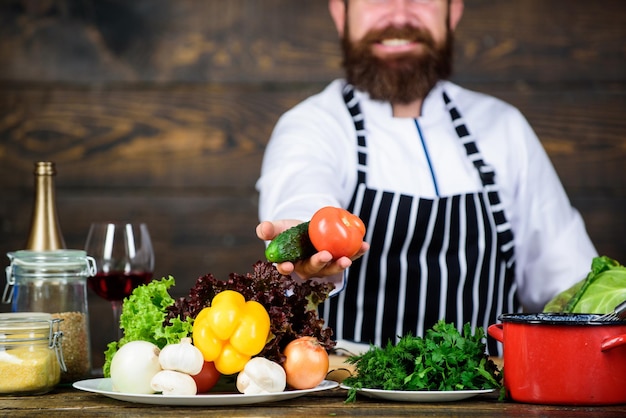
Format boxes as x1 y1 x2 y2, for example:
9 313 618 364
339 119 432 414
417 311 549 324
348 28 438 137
387 0 415 27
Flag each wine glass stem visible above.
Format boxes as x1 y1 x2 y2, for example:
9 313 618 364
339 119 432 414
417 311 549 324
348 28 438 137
111 300 123 341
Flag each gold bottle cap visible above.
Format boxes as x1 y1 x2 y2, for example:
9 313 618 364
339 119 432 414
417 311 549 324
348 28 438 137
34 162 56 176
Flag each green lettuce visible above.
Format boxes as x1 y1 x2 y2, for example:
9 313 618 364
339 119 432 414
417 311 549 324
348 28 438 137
102 276 193 377
543 256 626 314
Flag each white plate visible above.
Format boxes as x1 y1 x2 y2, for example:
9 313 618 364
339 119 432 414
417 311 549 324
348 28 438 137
340 385 495 402
73 378 338 406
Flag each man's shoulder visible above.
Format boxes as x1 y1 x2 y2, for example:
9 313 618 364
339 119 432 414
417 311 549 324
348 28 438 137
442 81 520 115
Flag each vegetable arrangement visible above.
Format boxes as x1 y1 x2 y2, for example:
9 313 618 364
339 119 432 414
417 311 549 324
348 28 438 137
103 261 335 395
265 206 366 262
543 256 626 314
342 321 502 403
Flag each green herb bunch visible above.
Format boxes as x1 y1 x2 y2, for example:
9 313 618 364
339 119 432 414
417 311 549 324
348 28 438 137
343 320 502 402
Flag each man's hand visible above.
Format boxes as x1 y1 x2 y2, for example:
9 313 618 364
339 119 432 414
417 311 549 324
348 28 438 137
256 220 369 280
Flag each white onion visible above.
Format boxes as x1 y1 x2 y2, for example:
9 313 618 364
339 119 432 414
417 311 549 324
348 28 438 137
110 340 162 394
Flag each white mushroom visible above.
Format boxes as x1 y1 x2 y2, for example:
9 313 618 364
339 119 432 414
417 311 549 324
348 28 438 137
236 357 286 395
150 370 198 396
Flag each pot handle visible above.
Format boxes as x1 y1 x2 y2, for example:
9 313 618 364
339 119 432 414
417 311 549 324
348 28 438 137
601 333 626 352
487 324 504 343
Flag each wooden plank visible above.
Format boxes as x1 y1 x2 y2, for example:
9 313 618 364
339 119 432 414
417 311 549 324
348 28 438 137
0 85 293 188
455 0 626 83
0 0 623 83
0 0 342 83
1 85 624 189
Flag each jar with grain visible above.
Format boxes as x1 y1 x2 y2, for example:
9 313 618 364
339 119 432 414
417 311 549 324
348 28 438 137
0 312 66 395
3 249 96 382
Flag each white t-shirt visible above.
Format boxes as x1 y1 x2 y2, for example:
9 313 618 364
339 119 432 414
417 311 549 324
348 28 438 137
256 79 597 312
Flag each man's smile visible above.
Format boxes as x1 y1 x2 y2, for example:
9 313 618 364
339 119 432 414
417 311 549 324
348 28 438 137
373 38 421 56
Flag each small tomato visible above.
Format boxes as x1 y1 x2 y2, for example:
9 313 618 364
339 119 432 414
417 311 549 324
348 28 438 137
309 207 366 259
283 336 329 390
191 361 221 393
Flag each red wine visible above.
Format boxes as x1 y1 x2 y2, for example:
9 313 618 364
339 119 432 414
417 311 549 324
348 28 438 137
88 271 153 301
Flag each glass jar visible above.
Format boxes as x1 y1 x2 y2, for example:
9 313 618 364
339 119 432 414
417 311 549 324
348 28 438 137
0 312 66 395
3 250 96 382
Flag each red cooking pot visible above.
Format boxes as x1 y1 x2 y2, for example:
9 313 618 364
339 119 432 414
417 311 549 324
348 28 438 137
488 313 626 405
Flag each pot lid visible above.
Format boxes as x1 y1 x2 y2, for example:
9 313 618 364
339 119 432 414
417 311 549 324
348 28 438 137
498 313 626 326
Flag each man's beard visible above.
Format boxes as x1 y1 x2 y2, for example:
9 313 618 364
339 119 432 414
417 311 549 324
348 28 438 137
341 25 454 104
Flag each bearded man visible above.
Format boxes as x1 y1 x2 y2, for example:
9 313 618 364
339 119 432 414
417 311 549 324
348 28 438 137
255 0 596 355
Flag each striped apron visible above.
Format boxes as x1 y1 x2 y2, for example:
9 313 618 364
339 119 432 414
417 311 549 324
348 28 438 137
322 83 520 355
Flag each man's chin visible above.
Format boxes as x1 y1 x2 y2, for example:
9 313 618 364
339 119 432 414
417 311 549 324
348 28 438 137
375 57 422 75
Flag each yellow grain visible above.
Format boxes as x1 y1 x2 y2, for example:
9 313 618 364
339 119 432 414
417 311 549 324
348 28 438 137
0 347 60 393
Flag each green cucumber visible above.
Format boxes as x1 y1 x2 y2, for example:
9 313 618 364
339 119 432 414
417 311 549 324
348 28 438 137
265 221 316 263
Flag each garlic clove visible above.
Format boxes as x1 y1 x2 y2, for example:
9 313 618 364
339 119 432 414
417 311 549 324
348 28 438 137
159 337 204 375
150 370 198 396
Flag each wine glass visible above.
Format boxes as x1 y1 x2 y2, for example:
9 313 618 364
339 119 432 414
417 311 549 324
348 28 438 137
85 222 154 340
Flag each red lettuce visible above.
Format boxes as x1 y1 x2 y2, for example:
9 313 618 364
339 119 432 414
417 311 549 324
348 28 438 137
165 261 336 364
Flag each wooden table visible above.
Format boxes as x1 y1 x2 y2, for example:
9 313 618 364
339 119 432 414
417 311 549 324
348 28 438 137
2 383 625 417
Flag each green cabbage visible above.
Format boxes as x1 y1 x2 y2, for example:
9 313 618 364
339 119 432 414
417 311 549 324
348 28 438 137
543 256 626 314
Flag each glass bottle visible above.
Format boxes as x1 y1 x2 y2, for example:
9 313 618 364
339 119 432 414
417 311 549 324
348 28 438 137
25 162 66 251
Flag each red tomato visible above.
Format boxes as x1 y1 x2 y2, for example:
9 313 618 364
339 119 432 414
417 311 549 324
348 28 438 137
191 361 221 393
283 336 329 390
309 207 366 259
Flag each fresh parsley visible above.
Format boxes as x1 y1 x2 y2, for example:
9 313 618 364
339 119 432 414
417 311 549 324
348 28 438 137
343 320 502 402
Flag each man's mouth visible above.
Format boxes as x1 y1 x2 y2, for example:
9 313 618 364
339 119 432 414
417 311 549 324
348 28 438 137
380 38 413 47
373 38 420 56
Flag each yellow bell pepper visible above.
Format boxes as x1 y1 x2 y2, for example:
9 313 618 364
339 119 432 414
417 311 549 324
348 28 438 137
192 290 270 375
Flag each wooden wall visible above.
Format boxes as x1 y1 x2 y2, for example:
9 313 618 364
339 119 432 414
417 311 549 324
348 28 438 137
1 0 624 367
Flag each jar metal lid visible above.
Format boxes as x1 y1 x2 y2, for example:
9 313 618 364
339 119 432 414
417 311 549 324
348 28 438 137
0 312 52 319
7 250 93 269
0 312 56 336
0 312 52 322
3 250 97 304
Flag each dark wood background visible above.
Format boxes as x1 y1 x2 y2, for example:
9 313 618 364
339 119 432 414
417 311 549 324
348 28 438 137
1 0 624 368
